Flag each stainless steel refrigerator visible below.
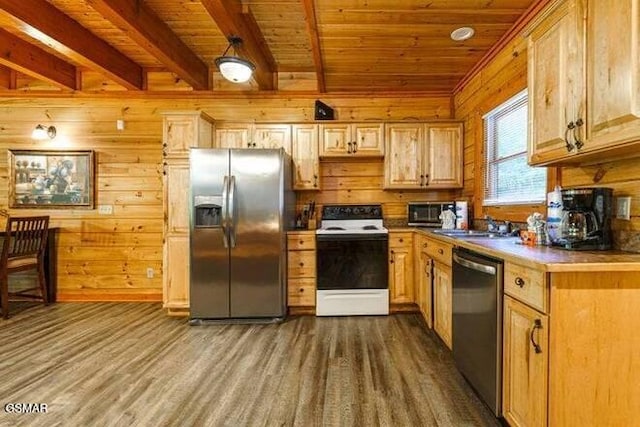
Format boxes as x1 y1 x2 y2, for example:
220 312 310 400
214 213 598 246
189 148 294 322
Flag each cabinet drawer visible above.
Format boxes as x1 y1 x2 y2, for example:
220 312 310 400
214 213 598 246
287 233 316 250
422 238 452 266
389 232 413 248
288 251 316 278
288 278 316 306
504 262 548 313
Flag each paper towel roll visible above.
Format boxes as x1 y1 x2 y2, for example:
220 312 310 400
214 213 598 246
455 201 468 230
547 186 563 242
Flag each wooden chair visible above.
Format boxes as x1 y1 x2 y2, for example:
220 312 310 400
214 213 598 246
0 216 50 319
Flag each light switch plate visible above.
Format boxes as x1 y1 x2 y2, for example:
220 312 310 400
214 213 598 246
98 204 113 215
616 196 631 220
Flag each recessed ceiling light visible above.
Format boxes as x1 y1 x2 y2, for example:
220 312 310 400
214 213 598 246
451 27 475 41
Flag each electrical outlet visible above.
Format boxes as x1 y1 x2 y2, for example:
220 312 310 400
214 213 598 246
98 205 113 215
146 267 154 279
616 196 631 220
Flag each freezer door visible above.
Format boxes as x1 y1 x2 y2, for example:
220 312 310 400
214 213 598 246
228 149 286 318
190 149 231 319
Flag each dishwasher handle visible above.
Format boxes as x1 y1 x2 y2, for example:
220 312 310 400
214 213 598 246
453 253 497 275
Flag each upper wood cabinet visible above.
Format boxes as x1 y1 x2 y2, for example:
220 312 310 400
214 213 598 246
319 123 384 157
291 125 320 190
527 0 640 165
384 122 463 189
215 123 291 152
162 111 214 157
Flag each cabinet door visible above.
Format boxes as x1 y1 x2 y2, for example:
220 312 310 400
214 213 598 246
164 115 197 156
433 262 452 349
319 123 350 156
418 251 433 328
586 0 640 149
253 124 291 151
163 235 189 309
291 125 320 190
352 123 384 157
503 296 549 427
425 123 463 188
389 245 414 304
527 0 585 165
164 162 190 234
384 124 424 189
215 126 249 149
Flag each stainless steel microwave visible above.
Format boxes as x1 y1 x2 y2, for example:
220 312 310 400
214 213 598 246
408 201 455 227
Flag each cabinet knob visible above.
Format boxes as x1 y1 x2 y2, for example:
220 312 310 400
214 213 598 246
299 262 304 267
162 143 167 148
515 277 525 287
299 288 304 293
399 238 403 243
438 249 443 255
247 142 252 148
423 243 428 248
299 240 304 245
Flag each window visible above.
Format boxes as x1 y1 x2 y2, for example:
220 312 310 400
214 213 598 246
483 90 546 205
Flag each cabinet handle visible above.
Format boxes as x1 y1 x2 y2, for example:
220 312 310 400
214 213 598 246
347 141 352 154
424 174 429 185
530 319 543 354
313 174 318 187
162 143 167 148
420 174 424 186
390 249 394 264
353 139 358 153
515 277 525 287
573 118 584 150
162 151 167 157
565 122 575 152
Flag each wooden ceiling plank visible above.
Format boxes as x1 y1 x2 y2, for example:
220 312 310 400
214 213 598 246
85 0 210 90
0 0 143 89
301 0 325 93
0 28 77 89
200 0 276 90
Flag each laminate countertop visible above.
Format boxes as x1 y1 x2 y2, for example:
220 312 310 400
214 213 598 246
402 227 640 273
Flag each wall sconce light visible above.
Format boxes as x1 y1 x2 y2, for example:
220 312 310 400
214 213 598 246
32 124 57 140
215 36 255 83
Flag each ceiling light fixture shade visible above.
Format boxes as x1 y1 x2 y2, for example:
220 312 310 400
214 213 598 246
32 124 57 140
215 36 255 83
450 27 475 41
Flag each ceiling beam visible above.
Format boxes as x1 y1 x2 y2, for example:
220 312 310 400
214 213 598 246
0 29 77 90
200 0 276 90
85 0 210 90
0 0 143 90
301 0 325 93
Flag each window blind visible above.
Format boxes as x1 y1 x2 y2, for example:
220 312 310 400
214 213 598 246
483 90 546 205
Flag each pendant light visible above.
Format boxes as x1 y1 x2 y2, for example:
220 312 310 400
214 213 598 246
215 36 255 83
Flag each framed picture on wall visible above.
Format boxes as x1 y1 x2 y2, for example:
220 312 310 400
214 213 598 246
8 149 95 209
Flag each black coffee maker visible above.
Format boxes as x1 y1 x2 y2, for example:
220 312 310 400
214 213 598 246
551 187 613 250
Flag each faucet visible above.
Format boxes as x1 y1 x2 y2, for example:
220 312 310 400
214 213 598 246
484 215 498 232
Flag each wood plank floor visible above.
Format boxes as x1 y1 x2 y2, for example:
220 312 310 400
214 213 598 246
0 303 500 427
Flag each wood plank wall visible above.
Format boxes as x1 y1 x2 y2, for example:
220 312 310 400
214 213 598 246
454 37 638 250
0 94 453 301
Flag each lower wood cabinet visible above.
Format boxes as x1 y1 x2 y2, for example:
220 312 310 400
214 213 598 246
503 295 549 427
433 261 452 349
388 231 414 304
287 231 316 308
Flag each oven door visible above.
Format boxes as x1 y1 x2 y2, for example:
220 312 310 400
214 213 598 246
316 233 388 290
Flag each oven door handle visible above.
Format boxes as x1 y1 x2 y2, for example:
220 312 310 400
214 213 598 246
453 253 496 275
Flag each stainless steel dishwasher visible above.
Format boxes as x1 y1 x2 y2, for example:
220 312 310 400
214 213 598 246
452 247 503 417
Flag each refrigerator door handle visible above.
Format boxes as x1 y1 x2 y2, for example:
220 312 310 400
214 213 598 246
228 175 237 248
221 175 230 248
